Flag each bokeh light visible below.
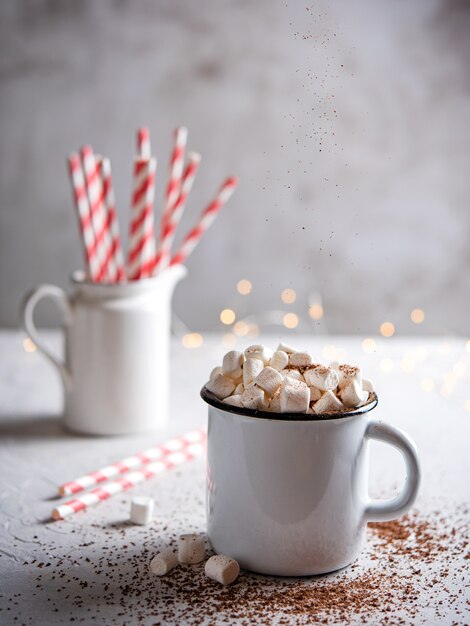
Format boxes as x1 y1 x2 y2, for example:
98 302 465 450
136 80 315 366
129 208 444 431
380 322 395 338
222 333 237 348
380 358 394 372
308 304 324 320
281 289 297 304
182 333 203 348
237 279 252 296
220 309 236 325
233 321 249 336
420 377 434 392
411 308 425 324
23 337 37 353
361 338 377 354
283 313 299 329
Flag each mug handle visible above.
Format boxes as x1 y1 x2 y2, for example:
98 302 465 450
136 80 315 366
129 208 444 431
364 420 421 522
21 284 72 389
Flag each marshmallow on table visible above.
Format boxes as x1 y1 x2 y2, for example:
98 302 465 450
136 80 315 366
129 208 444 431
243 357 264 386
222 351 244 381
244 344 272 366
277 342 296 354
337 364 362 390
205 554 240 586
304 366 339 391
289 351 313 367
150 548 178 576
206 374 235 400
339 380 368 408
269 350 289 372
130 496 154 525
280 377 310 413
313 390 344 414
223 394 244 408
241 384 268 410
178 534 206 564
254 366 283 397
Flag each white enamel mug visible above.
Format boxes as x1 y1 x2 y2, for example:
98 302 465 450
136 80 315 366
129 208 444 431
202 389 420 576
21 265 186 435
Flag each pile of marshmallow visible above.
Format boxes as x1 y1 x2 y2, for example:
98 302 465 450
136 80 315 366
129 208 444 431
205 342 374 414
150 534 239 586
129 496 239 585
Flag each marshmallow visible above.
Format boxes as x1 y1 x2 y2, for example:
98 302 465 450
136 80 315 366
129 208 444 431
205 554 240 586
304 366 339 391
234 383 245 395
363 378 374 393
289 351 313 367
243 357 264 386
309 386 322 403
244 344 272 365
222 351 244 380
269 350 289 371
210 366 223 381
276 342 296 354
329 361 340 371
150 548 178 576
339 381 368 408
130 496 154 525
337 364 362 390
280 368 304 382
269 388 281 412
241 384 268 410
254 366 283 397
178 534 206 564
280 377 310 413
313 390 344 414
223 394 244 408
206 374 236 400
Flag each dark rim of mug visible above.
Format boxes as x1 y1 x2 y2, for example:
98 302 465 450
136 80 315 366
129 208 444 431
200 387 378 422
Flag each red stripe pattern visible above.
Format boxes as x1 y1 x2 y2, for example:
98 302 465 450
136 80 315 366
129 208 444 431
127 157 158 280
52 431 206 520
170 177 238 267
58 429 206 497
153 151 201 274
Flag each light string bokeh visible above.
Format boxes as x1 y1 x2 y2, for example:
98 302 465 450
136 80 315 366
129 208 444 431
20 279 470 414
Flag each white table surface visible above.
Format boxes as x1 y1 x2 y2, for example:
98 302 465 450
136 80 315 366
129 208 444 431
0 330 469 625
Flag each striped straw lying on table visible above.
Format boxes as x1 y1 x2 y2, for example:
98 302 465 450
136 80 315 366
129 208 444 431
52 429 206 520
67 126 237 283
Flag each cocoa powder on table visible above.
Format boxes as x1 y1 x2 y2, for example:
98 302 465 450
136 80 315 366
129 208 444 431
5 508 468 625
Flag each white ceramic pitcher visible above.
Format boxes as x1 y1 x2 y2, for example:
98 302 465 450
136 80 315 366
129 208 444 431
21 265 186 435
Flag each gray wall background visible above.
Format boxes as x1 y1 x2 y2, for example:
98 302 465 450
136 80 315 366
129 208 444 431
1 0 469 335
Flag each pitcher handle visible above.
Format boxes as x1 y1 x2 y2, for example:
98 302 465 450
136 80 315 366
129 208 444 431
21 284 72 389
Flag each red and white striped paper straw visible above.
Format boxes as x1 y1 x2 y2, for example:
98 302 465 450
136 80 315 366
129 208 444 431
153 151 201 274
160 126 188 236
137 127 151 159
52 433 206 520
58 429 206 497
81 145 114 282
127 157 158 280
170 177 238 267
68 154 101 282
99 157 126 282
